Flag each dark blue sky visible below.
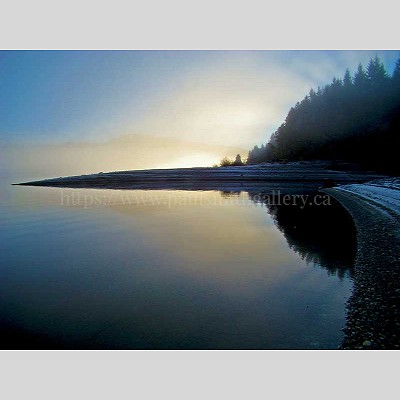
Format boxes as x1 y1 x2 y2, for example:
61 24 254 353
1 50 398 146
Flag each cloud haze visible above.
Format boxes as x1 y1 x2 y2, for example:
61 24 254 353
1 50 398 175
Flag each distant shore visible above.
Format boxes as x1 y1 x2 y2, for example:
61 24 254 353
13 161 388 192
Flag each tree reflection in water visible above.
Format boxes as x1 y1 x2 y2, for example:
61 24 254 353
246 190 357 280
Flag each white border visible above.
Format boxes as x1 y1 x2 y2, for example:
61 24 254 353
0 350 398 398
1 0 398 50
1 1 399 398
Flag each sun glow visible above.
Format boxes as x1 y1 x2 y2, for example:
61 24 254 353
157 153 221 169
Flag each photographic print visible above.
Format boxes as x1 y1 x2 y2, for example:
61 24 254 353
1 50 399 350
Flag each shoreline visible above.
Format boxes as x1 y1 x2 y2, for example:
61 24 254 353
325 180 400 349
13 162 388 192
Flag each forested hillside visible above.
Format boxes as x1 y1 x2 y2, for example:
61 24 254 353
247 56 400 173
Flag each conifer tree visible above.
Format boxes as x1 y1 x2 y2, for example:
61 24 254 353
366 55 388 85
392 57 400 81
353 63 368 88
343 68 352 88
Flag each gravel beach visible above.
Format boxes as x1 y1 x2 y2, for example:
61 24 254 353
325 180 400 349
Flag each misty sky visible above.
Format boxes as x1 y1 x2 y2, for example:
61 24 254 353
1 50 399 147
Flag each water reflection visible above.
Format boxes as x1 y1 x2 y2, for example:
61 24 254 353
247 191 357 280
1 182 356 349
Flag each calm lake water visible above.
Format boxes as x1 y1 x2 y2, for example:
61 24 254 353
0 175 356 349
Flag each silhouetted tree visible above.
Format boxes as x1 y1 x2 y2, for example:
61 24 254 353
353 63 368 88
219 156 233 167
232 154 243 166
343 68 352 88
366 55 388 86
392 58 400 82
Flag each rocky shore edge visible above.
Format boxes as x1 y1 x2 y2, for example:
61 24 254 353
325 179 400 349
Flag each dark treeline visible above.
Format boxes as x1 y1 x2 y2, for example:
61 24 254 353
247 56 400 173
